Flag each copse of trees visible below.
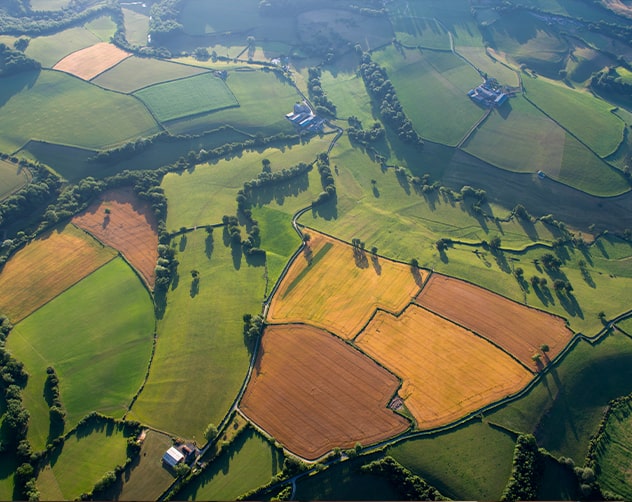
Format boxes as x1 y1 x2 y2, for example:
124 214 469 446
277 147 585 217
501 434 544 501
359 53 424 147
313 152 336 206
591 66 632 97
0 42 39 76
148 0 184 42
307 67 337 117
347 121 385 146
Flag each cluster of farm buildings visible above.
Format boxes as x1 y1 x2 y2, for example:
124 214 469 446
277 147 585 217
285 101 325 132
468 79 508 107
162 443 199 468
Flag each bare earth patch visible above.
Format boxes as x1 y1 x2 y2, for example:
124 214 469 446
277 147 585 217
72 187 158 288
53 42 131 80
239 324 409 460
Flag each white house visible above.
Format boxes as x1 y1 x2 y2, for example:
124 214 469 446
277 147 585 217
162 446 184 467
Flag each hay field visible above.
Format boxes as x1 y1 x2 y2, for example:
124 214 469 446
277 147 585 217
267 232 424 340
134 73 238 123
72 187 158 288
93 57 207 93
8 258 154 450
239 324 409 459
0 223 117 323
53 42 130 80
417 274 574 369
356 305 533 429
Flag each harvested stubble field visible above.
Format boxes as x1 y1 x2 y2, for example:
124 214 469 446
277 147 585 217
72 187 158 288
0 223 117 322
416 274 574 369
239 324 409 460
267 232 424 339
53 42 131 81
356 305 533 429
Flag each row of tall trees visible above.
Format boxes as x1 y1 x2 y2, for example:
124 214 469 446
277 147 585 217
307 67 337 117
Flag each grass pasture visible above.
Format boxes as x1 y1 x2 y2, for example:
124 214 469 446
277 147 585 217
489 331 632 462
268 232 424 340
84 16 118 42
25 27 100 67
134 73 237 123
0 159 28 200
53 42 130 81
389 421 517 500
373 46 485 146
93 57 207 93
37 422 129 500
179 0 261 36
176 428 283 501
416 274 574 370
390 12 451 49
356 305 533 429
320 67 376 125
17 141 98 182
0 223 117 323
239 324 409 460
457 46 519 86
7 257 154 451
72 187 159 288
128 228 266 440
523 75 625 158
122 8 149 47
0 70 160 152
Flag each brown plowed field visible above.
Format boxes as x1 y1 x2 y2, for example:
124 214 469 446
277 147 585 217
267 232 425 339
53 42 130 80
239 324 409 460
0 224 117 322
72 187 158 288
416 274 574 369
356 305 533 429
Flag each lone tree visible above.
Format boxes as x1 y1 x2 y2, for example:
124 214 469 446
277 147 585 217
540 344 549 353
204 423 218 442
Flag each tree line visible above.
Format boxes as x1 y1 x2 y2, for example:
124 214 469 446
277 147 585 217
307 67 337 118
0 42 39 76
501 434 543 501
591 67 632 98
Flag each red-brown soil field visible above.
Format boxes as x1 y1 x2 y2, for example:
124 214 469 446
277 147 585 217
0 224 117 322
356 305 533 429
53 42 130 80
239 324 410 460
416 274 574 369
72 187 158 288
267 232 424 339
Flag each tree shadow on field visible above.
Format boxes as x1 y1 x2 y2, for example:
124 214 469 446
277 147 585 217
0 70 39 109
179 234 187 252
370 254 382 275
205 233 214 259
190 277 200 297
231 241 242 270
411 267 424 287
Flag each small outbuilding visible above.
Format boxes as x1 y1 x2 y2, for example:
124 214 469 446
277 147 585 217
162 446 184 467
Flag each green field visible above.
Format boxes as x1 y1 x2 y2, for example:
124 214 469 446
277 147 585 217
595 399 632 500
30 0 69 8
84 15 118 42
93 57 207 93
0 70 160 152
128 229 267 439
176 428 282 500
117 430 175 501
464 95 628 195
134 73 238 123
457 46 520 87
390 13 451 49
617 317 632 335
7 258 154 451
510 0 624 23
373 46 484 146
523 76 625 158
537 454 581 500
0 159 28 199
122 8 149 47
389 421 516 500
36 422 129 500
163 70 299 136
0 452 17 501
320 67 376 125
180 0 261 36
161 138 329 232
25 26 100 67
489 331 632 463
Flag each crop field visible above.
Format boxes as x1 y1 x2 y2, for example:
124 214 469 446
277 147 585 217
93 57 207 93
161 138 329 231
122 8 149 47
25 26 100 67
416 274 574 369
0 223 117 323
128 228 266 439
595 400 632 500
240 324 409 459
117 431 175 501
489 331 632 462
267 232 424 340
523 76 625 157
72 187 159 288
53 42 130 81
176 428 282 501
163 70 298 136
7 258 154 450
36 423 129 500
389 421 517 500
0 70 160 152
356 305 533 429
0 159 28 199
134 73 238 123
373 46 484 146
